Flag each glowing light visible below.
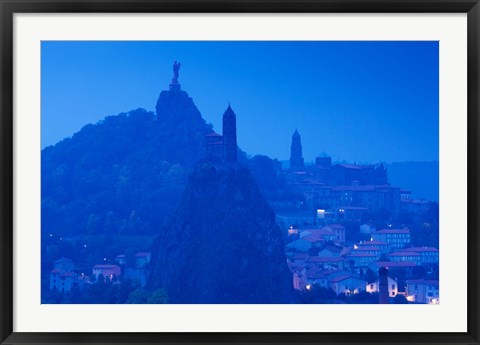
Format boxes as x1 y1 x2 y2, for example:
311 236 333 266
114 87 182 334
353 245 358 250
306 284 312 290
316 209 325 219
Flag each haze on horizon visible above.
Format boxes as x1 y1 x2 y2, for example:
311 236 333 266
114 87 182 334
41 41 439 164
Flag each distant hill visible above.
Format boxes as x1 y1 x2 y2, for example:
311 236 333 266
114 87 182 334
387 161 439 202
42 89 213 237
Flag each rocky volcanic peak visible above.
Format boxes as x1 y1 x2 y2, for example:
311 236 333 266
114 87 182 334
148 162 294 303
154 89 212 167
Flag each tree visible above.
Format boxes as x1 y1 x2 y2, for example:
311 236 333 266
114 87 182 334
394 294 409 304
365 269 378 284
147 288 169 304
126 288 149 304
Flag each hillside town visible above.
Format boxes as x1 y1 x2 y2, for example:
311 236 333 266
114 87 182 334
43 62 439 304
47 129 439 304
279 130 439 304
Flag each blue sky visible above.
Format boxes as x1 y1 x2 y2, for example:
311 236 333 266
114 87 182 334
41 41 439 163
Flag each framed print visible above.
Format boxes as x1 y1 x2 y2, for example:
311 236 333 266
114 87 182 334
1 0 479 344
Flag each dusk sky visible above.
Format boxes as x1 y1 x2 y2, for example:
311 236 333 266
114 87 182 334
41 41 439 163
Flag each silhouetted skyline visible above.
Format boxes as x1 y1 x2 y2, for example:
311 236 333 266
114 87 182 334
41 41 439 163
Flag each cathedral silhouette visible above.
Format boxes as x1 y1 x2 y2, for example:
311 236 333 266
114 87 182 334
203 105 238 163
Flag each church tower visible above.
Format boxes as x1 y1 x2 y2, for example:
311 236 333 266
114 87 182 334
222 105 237 163
290 129 305 171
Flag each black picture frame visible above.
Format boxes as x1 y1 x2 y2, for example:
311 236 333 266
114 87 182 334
1 1 479 344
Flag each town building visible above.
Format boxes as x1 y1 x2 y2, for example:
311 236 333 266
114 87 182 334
329 275 367 295
50 257 80 293
318 245 343 258
287 238 315 253
115 254 127 266
366 276 398 298
92 264 121 281
345 252 377 267
322 224 346 245
404 247 439 265
368 260 417 272
306 256 349 271
53 257 74 272
387 251 422 265
371 228 411 249
355 240 391 254
406 279 439 304
292 269 307 290
333 184 400 218
329 163 387 186
276 210 316 229
315 152 332 170
50 269 79 293
135 252 151 268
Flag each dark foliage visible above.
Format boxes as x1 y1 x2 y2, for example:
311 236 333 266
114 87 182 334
42 89 213 238
295 285 339 304
148 163 294 303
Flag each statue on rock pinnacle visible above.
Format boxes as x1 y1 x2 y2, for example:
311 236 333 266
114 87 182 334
170 61 181 91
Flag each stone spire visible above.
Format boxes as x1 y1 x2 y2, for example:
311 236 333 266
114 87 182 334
222 104 237 163
290 129 305 171
169 61 181 91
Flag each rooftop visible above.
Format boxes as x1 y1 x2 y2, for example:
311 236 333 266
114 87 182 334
347 253 376 257
205 132 222 137
406 279 439 287
323 224 345 230
93 264 120 269
333 185 397 192
354 246 381 251
335 164 362 170
329 274 353 282
388 251 420 256
359 240 388 246
307 257 347 263
321 246 343 253
293 253 309 260
373 228 410 234
405 246 439 252
371 261 417 268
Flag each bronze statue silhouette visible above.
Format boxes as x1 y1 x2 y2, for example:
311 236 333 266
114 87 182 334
173 61 181 82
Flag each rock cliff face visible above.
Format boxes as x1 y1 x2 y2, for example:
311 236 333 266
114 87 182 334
154 89 212 167
148 162 294 303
